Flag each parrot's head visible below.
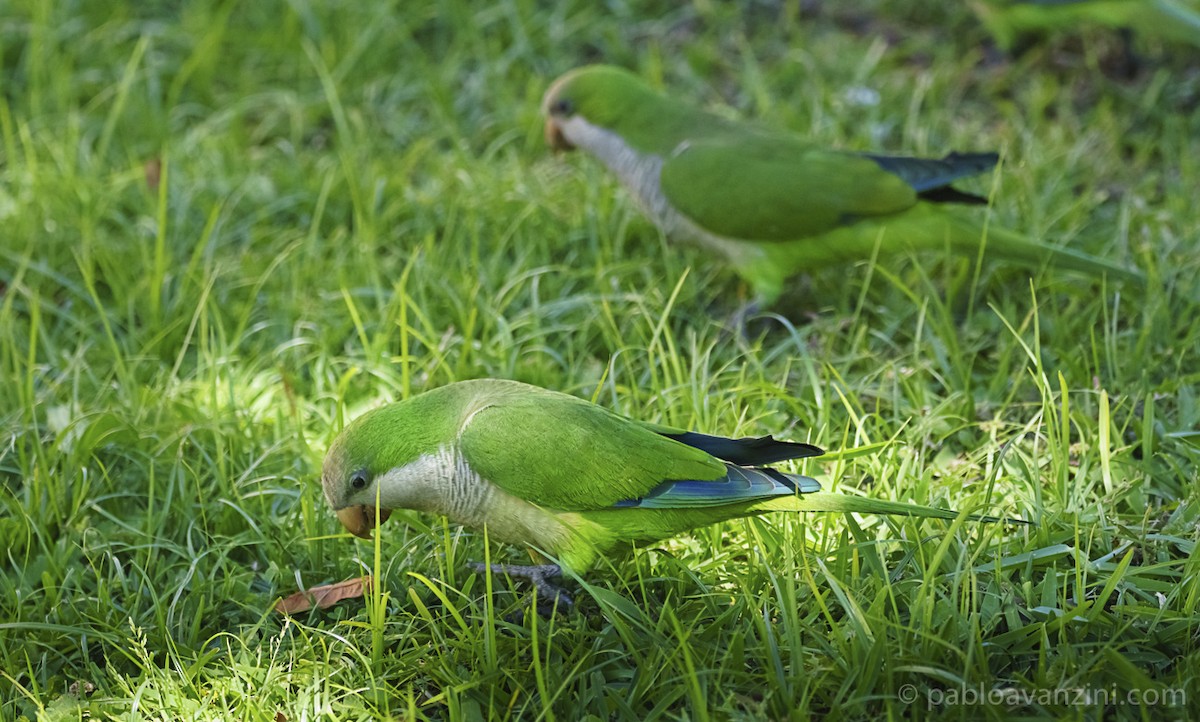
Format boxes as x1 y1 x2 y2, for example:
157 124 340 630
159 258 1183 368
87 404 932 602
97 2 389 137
321 421 395 539
322 398 456 540
541 65 662 153
322 387 478 540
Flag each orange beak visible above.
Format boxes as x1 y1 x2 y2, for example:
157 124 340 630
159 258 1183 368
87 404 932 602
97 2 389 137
335 505 392 540
544 118 574 151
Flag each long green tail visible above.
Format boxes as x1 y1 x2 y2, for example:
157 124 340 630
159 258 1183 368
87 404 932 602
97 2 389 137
756 204 1145 306
761 491 1031 525
978 0 1200 51
947 213 1146 286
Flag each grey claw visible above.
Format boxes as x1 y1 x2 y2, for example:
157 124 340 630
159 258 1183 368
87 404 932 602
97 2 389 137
468 562 573 611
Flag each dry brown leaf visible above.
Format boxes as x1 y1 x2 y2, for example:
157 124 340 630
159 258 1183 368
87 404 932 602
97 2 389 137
274 576 372 615
144 157 162 192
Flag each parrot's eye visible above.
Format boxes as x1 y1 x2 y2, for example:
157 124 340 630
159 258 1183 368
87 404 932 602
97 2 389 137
350 470 369 490
551 98 574 116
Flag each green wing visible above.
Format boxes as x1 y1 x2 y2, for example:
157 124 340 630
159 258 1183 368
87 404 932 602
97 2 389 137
978 0 1200 49
659 137 919 242
458 391 727 510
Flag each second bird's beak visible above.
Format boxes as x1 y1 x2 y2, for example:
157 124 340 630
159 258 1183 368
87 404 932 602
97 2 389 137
336 505 392 540
544 118 574 151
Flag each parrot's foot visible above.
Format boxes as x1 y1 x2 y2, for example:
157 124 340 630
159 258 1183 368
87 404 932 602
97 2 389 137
468 562 573 613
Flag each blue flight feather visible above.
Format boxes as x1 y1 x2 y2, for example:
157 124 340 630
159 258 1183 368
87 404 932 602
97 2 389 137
614 464 822 509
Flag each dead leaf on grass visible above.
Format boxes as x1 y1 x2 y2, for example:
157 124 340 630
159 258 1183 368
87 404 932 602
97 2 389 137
274 576 372 615
144 157 162 192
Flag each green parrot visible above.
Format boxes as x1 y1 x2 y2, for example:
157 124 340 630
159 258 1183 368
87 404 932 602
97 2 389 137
541 65 1142 309
971 0 1200 53
323 379 1015 606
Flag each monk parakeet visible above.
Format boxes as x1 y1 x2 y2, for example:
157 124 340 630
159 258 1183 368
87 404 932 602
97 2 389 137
323 379 1012 605
971 0 1200 53
541 65 1141 308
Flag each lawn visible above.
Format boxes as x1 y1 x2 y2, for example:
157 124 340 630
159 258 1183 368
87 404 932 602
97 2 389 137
1 1 1198 719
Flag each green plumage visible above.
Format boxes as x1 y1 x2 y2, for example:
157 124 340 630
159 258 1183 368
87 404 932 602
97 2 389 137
323 379 1005 574
542 65 1143 306
972 0 1200 52
457 384 724 511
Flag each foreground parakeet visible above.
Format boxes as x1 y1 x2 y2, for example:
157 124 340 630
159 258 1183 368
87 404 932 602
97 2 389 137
323 379 1009 604
541 65 1141 308
971 0 1200 53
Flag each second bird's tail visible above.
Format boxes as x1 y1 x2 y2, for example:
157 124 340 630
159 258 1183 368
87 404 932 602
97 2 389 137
943 212 1145 286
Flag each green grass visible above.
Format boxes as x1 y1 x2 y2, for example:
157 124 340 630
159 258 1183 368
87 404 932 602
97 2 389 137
2 0 1199 719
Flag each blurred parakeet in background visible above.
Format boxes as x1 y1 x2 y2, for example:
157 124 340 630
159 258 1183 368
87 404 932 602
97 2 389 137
541 65 1142 310
323 379 1014 605
971 0 1200 53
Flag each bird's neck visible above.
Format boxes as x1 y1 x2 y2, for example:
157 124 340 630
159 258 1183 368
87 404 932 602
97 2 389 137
376 445 490 519
377 444 593 562
559 116 677 228
558 116 758 265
